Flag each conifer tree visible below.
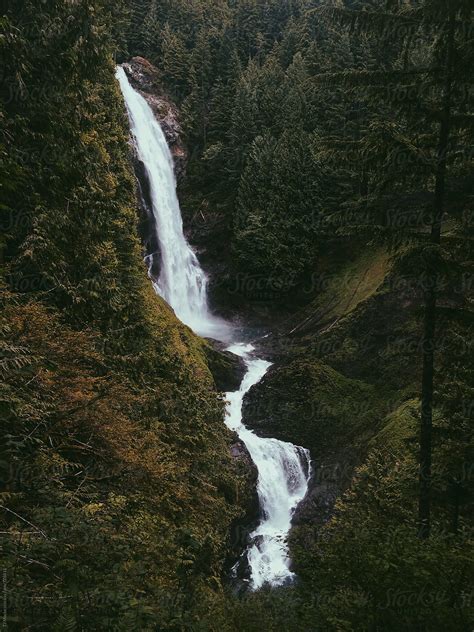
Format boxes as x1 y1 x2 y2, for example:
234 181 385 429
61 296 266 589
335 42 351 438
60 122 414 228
160 22 190 99
140 0 160 61
126 0 152 56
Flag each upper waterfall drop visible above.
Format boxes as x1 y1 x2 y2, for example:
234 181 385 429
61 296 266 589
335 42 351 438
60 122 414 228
116 66 230 341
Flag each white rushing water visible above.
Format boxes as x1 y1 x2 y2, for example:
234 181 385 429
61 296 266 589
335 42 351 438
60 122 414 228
116 67 311 589
226 343 311 589
116 66 228 340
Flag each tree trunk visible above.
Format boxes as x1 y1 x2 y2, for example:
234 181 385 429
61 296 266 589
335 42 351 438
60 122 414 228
419 280 436 539
418 8 455 539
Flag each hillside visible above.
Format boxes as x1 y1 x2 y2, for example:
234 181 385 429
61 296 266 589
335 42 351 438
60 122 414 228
1 4 252 629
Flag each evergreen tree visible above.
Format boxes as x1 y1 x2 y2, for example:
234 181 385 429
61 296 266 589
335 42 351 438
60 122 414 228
234 126 322 285
126 0 152 56
140 0 161 61
160 22 190 99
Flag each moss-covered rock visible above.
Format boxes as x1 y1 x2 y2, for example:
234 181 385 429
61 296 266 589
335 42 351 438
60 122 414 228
243 357 384 526
203 340 247 392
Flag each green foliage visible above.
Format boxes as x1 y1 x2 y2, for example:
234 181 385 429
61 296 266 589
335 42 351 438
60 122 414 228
126 0 324 290
126 0 474 291
233 128 322 282
293 447 473 631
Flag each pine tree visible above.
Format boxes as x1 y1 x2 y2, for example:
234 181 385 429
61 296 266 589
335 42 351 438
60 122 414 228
233 124 322 286
140 0 161 61
227 59 263 184
126 0 152 56
160 22 190 100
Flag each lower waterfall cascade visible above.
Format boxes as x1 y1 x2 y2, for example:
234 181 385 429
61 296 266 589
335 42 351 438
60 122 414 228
116 66 311 589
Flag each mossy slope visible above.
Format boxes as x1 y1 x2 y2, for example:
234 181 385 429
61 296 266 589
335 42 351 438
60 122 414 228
1 5 250 629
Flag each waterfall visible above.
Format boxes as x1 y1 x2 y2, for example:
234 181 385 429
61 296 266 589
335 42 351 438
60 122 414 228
116 66 229 340
116 67 311 590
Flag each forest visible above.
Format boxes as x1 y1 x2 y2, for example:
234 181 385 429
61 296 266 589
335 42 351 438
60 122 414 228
1 0 473 630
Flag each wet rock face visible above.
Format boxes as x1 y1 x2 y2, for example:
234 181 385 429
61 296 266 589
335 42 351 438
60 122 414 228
131 152 161 281
226 439 260 593
203 340 247 392
122 56 187 180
